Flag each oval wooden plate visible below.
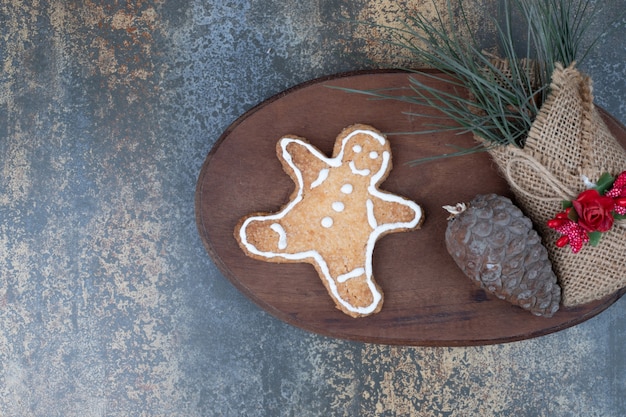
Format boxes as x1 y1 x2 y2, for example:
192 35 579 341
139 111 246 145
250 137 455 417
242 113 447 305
195 70 626 346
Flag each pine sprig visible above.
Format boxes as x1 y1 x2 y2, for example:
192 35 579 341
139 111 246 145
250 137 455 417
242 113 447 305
331 0 608 164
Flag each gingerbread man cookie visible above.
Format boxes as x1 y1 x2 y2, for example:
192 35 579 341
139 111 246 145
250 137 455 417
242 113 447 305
235 124 423 317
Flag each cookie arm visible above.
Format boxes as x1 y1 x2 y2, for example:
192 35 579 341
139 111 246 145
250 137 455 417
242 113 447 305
278 137 333 190
368 194 423 229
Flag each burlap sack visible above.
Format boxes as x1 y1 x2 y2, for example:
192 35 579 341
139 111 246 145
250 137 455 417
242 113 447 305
483 63 626 306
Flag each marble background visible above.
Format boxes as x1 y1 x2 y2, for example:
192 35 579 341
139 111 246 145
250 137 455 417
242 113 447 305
1 1 625 416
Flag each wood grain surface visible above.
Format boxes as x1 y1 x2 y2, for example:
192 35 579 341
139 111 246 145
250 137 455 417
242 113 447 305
195 70 626 346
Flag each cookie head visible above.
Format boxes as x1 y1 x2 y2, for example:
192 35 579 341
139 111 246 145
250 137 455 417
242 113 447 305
336 129 391 180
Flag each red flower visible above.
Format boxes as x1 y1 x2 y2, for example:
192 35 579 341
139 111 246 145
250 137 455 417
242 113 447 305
572 189 615 232
548 171 626 252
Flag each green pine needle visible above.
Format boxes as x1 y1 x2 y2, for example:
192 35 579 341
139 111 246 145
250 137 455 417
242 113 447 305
332 0 608 164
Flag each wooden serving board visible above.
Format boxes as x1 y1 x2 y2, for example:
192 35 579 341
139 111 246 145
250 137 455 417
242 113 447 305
195 70 626 346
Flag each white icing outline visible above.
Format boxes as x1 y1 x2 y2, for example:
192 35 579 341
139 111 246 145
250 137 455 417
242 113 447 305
270 223 287 249
238 129 422 315
311 168 329 188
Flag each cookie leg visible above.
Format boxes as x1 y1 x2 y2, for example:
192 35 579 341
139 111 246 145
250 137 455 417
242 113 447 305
323 262 383 317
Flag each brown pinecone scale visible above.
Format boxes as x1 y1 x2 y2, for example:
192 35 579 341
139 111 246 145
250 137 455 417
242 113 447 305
444 194 561 317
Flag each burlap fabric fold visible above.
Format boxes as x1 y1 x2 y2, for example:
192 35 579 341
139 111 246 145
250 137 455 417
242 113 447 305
482 63 626 306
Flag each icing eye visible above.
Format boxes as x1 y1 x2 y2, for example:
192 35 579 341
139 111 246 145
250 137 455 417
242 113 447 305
321 217 333 228
369 151 378 159
352 145 362 153
332 202 345 212
340 184 353 194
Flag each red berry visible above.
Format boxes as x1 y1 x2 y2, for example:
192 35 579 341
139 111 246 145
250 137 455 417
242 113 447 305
547 218 565 229
556 235 570 247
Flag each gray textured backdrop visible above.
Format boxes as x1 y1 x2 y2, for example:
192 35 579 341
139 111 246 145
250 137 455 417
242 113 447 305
1 1 625 416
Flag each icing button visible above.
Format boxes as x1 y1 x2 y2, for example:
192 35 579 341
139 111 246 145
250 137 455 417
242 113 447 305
321 217 333 228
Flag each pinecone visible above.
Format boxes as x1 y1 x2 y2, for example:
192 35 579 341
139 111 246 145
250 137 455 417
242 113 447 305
444 194 561 317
